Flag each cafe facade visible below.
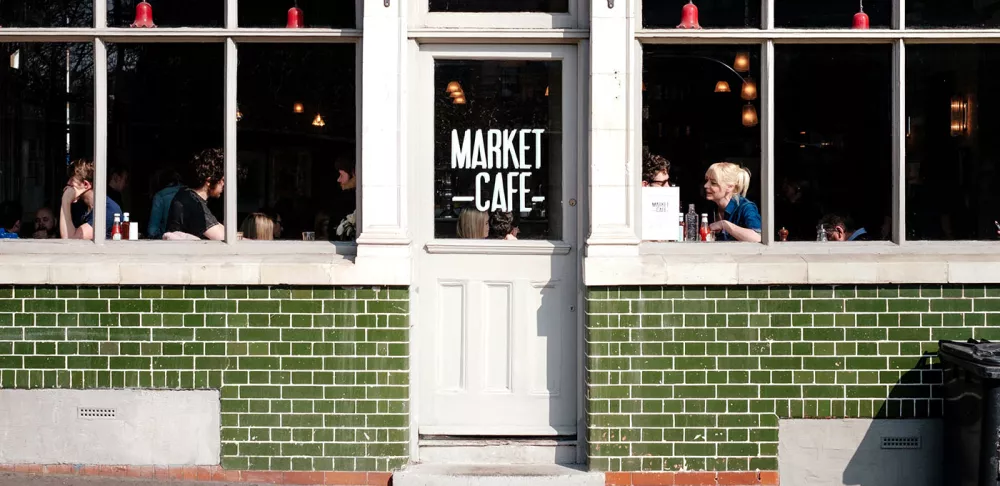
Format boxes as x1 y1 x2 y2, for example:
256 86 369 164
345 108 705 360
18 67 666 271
1 0 1000 484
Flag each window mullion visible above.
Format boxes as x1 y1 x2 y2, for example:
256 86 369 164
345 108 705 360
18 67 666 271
224 38 238 244
226 0 238 29
893 0 904 30
762 0 774 29
94 0 106 28
892 39 905 244
760 39 775 245
94 38 108 244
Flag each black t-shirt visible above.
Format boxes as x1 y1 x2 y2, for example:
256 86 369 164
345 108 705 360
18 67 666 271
166 188 220 239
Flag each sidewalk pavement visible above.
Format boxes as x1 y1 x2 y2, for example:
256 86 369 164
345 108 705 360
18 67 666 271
0 474 274 486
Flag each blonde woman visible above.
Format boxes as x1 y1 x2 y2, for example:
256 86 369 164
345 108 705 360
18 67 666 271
240 212 275 241
704 162 761 242
456 208 489 239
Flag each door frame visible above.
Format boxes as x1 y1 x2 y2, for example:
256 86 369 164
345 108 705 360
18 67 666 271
406 40 589 464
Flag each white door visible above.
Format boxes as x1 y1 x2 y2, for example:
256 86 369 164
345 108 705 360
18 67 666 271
413 45 580 436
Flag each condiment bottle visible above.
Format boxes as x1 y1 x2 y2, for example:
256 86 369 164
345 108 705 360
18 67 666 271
111 213 122 241
122 212 131 240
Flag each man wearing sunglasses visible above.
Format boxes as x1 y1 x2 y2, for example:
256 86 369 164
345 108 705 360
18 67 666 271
641 150 671 188
59 159 121 240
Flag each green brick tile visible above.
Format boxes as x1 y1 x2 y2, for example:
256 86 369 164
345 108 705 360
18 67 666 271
846 299 887 313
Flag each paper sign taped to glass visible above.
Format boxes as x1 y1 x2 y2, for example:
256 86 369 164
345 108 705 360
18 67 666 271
641 186 680 241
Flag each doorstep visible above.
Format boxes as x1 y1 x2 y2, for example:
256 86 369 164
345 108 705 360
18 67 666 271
392 464 604 486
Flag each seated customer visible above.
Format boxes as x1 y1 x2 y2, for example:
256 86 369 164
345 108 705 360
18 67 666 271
240 213 274 241
0 200 22 239
148 168 183 240
489 210 519 240
641 150 671 187
32 207 57 239
456 208 488 239
820 213 869 241
59 159 122 239
705 162 761 242
166 149 225 240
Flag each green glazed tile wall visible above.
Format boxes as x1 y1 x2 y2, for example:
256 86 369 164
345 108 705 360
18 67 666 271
586 284 995 473
0 285 409 472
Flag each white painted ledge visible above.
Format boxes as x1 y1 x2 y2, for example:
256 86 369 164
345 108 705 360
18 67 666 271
0 253 409 287
585 244 1000 285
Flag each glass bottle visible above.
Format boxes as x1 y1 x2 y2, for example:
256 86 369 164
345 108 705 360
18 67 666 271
685 204 698 242
677 213 685 242
111 213 122 241
700 213 710 242
122 212 131 240
817 224 828 242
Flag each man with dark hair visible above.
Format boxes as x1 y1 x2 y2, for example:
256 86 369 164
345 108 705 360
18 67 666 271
329 156 357 241
0 200 22 239
60 159 122 240
166 148 225 240
107 166 129 206
820 213 869 241
641 150 671 187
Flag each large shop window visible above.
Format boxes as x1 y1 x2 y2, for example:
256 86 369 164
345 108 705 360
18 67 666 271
643 0 761 29
775 0 891 28
775 45 892 242
0 1 92 27
434 60 562 241
108 43 224 241
107 0 224 27
429 0 569 13
642 46 762 243
238 1 356 28
907 0 1000 28
238 44 357 242
906 45 1000 240
0 43 94 240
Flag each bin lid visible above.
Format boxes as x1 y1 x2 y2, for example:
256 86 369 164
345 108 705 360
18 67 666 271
939 340 1000 378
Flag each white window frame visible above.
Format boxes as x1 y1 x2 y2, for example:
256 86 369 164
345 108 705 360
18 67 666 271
0 0 413 286
409 0 589 31
584 0 1000 286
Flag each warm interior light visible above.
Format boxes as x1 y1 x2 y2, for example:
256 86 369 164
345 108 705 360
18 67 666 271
293 102 304 114
741 78 758 101
950 96 970 137
742 104 758 127
734 52 750 73
450 90 465 99
453 95 466 105
312 113 326 127
446 81 462 94
544 86 549 97
236 109 243 121
714 81 731 93
642 82 647 92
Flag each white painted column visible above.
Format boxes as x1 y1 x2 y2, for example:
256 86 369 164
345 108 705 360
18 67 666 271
356 0 411 259
587 0 640 256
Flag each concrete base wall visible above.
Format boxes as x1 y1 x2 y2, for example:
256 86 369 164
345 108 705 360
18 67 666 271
0 389 220 465
778 419 942 486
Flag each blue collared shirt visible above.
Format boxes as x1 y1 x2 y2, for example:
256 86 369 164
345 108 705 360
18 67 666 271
0 228 18 239
848 228 868 241
719 195 762 241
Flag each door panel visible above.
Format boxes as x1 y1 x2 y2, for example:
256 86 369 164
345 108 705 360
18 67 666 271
415 46 579 436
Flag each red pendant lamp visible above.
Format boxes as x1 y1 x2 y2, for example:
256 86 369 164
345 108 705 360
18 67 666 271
287 1 304 28
131 1 156 28
853 1 870 29
677 1 701 29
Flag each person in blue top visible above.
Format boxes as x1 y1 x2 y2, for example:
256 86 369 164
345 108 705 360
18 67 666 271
59 159 121 240
704 162 762 242
0 200 22 239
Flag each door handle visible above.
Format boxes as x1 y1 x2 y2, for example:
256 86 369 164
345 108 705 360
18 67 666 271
569 199 577 207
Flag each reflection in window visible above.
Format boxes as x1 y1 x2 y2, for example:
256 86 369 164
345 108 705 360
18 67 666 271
0 43 94 240
239 0 355 28
107 0 223 28
238 45 356 242
108 43 224 240
430 0 568 12
907 46 1000 241
643 0 760 29
907 0 1000 28
776 0 891 28
434 60 562 240
775 46 891 242
643 46 762 242
0 1 92 27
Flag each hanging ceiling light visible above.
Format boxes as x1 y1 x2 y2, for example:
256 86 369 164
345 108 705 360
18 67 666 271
131 1 156 28
293 102 304 114
853 1 870 29
734 52 750 73
741 77 758 101
950 96 969 137
714 81 731 93
287 1 304 28
236 109 243 122
677 0 701 29
742 104 758 127
446 81 462 94
312 114 326 127
544 86 549 97
453 95 467 105
9 50 19 70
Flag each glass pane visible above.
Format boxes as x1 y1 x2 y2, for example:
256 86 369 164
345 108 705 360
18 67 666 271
907 0 1000 28
107 0 223 28
775 45 892 242
238 45 357 242
0 1 92 27
430 0 568 13
239 0 355 29
0 43 94 240
643 0 761 29
434 60 562 240
776 0 892 28
906 45 1000 240
642 46 762 243
108 43 224 241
